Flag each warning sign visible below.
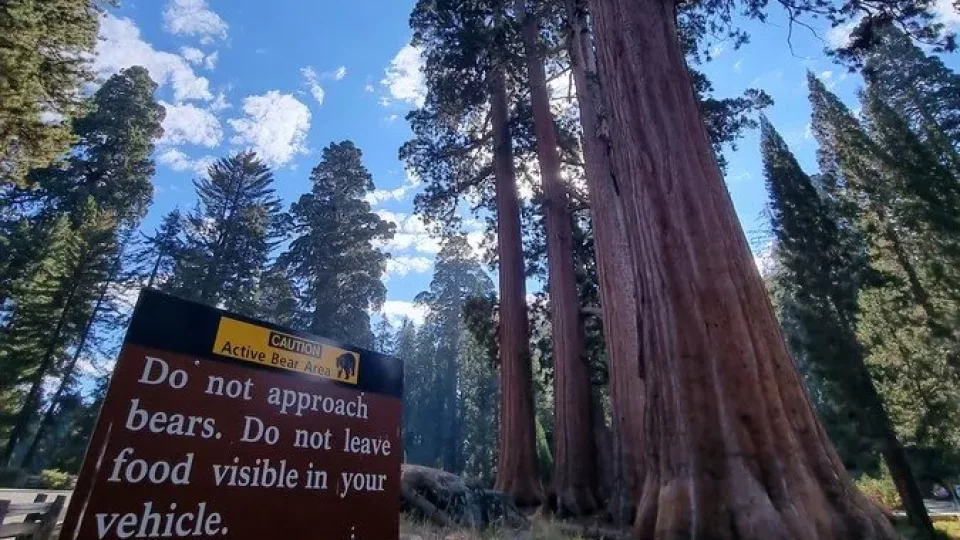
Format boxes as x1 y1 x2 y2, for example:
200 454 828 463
59 289 403 540
213 317 360 383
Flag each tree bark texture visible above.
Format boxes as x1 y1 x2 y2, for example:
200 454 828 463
585 0 899 537
517 0 597 516
566 0 645 525
489 64 544 507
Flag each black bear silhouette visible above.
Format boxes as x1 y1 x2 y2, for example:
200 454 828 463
336 353 356 380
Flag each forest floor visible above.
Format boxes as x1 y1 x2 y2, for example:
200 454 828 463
400 514 607 539
401 515 960 540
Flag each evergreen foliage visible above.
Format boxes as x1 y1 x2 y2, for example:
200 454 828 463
0 0 102 187
279 141 395 347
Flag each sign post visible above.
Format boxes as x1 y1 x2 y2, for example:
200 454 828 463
60 289 403 540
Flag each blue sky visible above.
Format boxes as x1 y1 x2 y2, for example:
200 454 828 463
96 0 960 325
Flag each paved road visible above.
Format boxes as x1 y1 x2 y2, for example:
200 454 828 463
0 488 73 521
927 499 960 515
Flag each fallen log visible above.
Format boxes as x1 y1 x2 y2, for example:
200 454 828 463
400 464 528 530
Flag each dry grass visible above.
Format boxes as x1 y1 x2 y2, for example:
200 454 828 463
935 520 960 539
399 514 584 539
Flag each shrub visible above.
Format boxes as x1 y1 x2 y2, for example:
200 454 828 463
855 464 901 512
38 469 73 490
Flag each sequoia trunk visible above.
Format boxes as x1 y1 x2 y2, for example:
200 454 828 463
489 64 544 507
566 0 644 524
516 0 597 516
585 0 899 537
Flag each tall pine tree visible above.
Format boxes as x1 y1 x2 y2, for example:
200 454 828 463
859 24 960 172
808 73 960 457
280 141 394 347
0 68 162 465
163 151 283 317
761 117 932 532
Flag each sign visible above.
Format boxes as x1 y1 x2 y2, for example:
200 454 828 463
60 289 404 540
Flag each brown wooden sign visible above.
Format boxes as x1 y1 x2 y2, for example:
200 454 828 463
60 289 403 540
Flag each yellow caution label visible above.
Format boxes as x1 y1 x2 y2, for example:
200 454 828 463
212 317 359 384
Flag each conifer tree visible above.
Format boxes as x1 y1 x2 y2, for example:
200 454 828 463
1 67 163 310
859 25 960 171
280 141 394 347
515 0 596 514
0 0 101 187
414 235 495 472
0 68 162 465
164 151 282 317
139 209 184 289
1 202 118 465
809 73 960 465
761 117 932 533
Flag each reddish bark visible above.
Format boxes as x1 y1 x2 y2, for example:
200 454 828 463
489 63 544 507
516 0 597 516
585 0 899 537
566 0 645 524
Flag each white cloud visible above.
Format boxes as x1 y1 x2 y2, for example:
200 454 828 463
160 101 223 147
365 84 375 93
375 210 441 254
301 67 325 105
163 0 228 42
204 51 219 70
228 91 311 167
819 70 837 89
96 14 213 102
380 301 428 326
933 0 960 29
385 256 433 279
365 170 421 206
158 148 216 176
181 46 205 65
710 44 725 58
334 66 347 80
210 91 231 111
733 60 742 74
381 44 426 107
827 18 861 49
465 229 486 259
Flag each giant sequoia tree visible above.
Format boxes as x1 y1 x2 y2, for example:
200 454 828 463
581 0 924 535
280 141 394 348
564 0 644 523
404 0 545 505
515 0 596 515
406 236 495 472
